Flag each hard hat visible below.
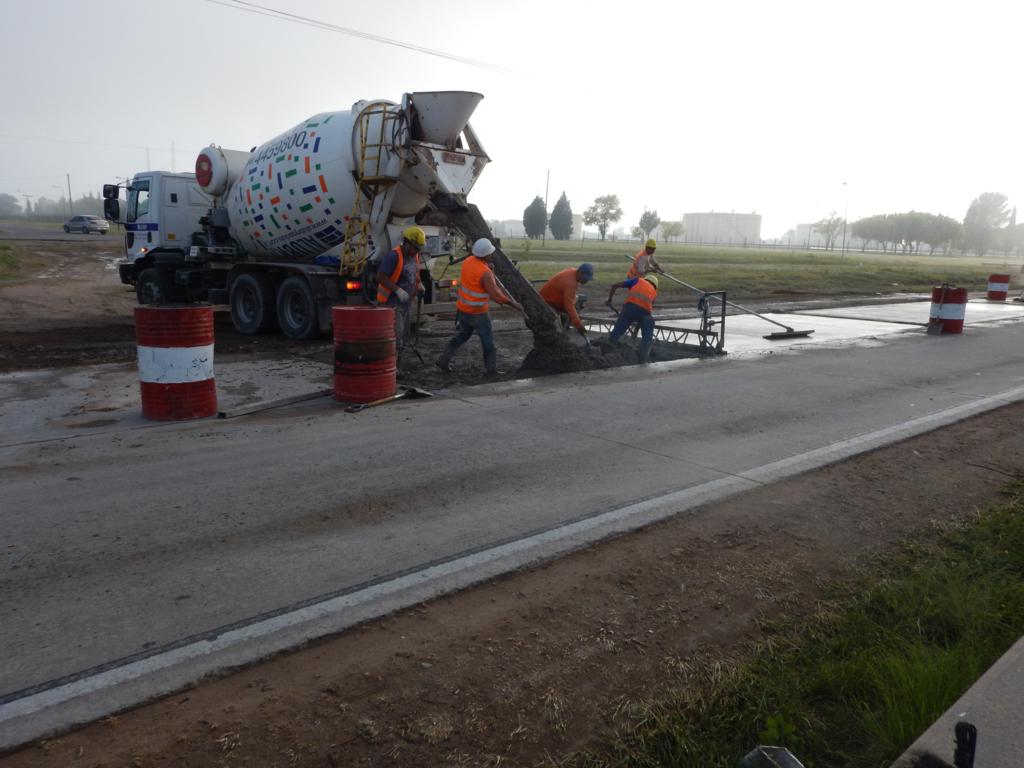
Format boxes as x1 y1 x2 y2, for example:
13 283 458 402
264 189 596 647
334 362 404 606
578 263 595 282
645 238 657 249
643 274 660 288
472 238 496 257
403 226 426 247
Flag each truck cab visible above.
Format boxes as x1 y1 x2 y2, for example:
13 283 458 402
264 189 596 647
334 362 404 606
105 172 211 303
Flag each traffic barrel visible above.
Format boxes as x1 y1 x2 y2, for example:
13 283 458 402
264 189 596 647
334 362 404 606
928 285 968 335
134 305 217 420
987 274 1010 301
333 306 397 403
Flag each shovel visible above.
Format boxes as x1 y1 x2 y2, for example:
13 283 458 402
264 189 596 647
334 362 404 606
623 256 814 340
927 284 948 335
344 386 433 413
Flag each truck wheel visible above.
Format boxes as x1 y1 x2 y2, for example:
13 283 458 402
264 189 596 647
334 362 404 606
136 268 166 305
276 276 320 340
229 273 277 334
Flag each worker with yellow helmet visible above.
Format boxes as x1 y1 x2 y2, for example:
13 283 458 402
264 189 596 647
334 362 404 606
627 237 662 280
375 226 427 358
605 273 660 363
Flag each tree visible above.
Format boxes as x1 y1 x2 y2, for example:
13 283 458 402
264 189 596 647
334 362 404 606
963 192 1011 256
548 192 574 240
660 221 685 243
522 196 548 239
582 194 623 241
637 210 661 240
813 212 845 250
0 193 22 218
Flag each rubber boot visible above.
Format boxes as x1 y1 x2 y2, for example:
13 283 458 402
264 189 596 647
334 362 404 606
483 346 498 376
435 348 453 373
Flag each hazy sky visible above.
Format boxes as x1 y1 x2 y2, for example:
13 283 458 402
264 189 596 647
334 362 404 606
2 0 1022 238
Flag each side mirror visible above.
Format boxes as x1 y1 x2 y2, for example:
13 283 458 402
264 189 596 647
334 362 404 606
102 184 120 200
103 198 120 222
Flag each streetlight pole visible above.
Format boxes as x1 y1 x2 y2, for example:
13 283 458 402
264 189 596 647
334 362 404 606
66 174 73 215
840 181 849 258
542 168 549 245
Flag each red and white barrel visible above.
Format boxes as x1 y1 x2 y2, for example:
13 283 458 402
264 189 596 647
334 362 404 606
928 286 968 335
987 274 1010 301
134 305 217 420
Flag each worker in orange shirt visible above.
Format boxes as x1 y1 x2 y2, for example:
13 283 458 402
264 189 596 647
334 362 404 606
435 238 524 377
627 238 661 280
606 273 659 363
538 263 594 344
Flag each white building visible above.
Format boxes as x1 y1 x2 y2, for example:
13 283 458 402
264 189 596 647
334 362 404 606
681 212 762 246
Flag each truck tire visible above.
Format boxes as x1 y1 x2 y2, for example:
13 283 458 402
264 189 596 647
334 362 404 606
276 276 320 340
229 273 277 334
136 268 166 305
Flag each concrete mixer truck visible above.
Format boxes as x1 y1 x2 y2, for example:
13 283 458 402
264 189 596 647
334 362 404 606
103 91 490 339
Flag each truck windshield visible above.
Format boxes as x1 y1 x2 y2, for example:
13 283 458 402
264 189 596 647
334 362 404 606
126 181 151 223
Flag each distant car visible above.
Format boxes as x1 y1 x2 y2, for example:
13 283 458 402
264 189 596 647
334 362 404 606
63 215 110 234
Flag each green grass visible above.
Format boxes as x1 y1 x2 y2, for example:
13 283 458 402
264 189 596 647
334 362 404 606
497 239 1020 302
0 244 17 278
571 483 1024 768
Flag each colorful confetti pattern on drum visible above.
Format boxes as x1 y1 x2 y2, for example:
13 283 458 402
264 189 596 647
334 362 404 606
232 112 348 259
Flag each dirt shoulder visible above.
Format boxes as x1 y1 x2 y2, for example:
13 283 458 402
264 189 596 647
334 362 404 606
4 404 1023 767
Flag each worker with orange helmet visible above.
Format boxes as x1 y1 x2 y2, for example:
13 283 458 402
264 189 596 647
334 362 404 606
627 238 662 280
606 273 659 363
375 226 426 357
538 263 594 343
435 238 523 377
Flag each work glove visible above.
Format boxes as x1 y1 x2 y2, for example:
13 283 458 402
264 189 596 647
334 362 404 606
394 287 410 303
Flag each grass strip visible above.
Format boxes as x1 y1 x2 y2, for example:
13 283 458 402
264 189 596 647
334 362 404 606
573 483 1024 768
0 244 18 279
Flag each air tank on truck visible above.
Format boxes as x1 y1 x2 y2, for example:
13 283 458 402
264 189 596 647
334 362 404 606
103 91 489 339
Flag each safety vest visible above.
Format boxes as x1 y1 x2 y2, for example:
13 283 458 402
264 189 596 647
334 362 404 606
627 248 651 280
624 278 657 313
376 245 419 304
456 256 492 314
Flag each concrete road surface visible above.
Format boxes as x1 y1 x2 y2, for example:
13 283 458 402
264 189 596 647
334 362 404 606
3 319 1024 747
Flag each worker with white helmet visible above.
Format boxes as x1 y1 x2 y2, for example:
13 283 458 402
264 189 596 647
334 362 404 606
435 237 523 377
376 226 426 358
627 238 662 280
606 273 659 363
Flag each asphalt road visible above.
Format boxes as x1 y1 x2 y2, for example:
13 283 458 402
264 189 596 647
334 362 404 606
3 320 1024 745
0 222 122 242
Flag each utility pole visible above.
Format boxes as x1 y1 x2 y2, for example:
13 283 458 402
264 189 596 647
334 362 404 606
66 174 73 215
542 168 549 245
16 191 34 217
841 181 849 258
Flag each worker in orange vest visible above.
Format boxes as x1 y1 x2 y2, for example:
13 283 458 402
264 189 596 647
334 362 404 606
606 274 659 363
627 238 661 280
435 238 523 377
538 263 594 343
375 226 426 358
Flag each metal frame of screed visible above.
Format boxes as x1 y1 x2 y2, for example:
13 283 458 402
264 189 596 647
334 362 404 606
582 290 727 355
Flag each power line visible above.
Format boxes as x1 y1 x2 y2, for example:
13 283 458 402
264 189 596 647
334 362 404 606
0 134 182 153
200 0 523 75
